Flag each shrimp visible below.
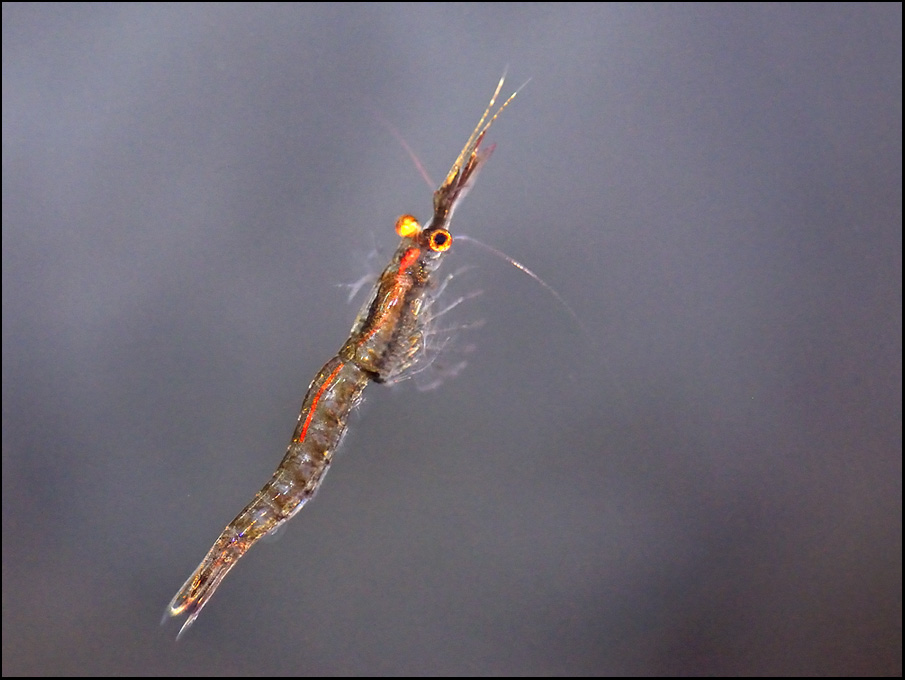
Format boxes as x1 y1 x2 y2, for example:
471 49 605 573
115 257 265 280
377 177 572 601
165 76 520 639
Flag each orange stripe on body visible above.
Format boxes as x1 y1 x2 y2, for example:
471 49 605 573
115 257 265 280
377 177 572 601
293 361 345 445
398 247 420 274
357 248 419 346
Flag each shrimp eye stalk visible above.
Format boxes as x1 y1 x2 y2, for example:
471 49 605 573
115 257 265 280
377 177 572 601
428 229 452 253
395 214 421 238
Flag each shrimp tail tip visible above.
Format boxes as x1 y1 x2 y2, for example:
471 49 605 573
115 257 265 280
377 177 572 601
175 615 197 641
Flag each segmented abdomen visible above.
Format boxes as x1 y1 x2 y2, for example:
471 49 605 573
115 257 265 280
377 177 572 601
167 357 368 635
241 356 369 535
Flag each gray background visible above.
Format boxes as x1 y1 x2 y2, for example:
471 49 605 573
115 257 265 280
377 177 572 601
3 3 901 675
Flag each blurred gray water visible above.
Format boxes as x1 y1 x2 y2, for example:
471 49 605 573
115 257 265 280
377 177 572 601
3 3 901 675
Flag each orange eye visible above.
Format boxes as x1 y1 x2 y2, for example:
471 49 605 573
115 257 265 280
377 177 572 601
395 214 421 238
429 229 452 252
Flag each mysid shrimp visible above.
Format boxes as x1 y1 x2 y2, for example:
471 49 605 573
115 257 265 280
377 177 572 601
166 77 520 639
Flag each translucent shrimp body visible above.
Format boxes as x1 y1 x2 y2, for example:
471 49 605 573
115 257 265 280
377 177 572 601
165 77 518 638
